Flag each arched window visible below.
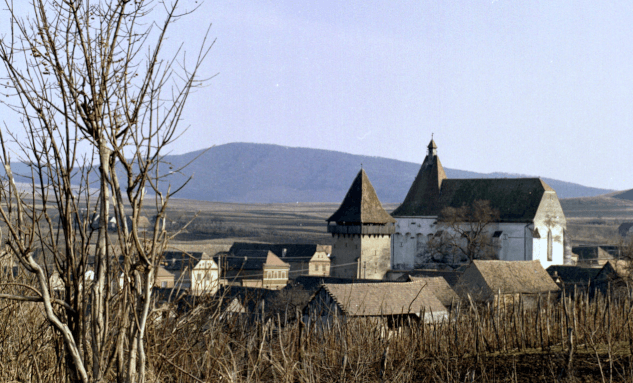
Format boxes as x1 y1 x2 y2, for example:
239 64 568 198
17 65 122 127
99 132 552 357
547 230 553 262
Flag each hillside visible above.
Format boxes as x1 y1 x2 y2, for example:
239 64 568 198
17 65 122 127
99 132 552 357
152 143 612 203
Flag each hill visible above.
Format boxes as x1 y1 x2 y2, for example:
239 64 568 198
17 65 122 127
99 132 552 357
153 143 612 203
611 188 633 201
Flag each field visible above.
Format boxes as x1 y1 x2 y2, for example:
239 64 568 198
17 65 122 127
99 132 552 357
164 195 633 253
163 200 401 253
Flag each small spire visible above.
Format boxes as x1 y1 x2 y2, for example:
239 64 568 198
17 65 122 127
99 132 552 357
427 136 437 156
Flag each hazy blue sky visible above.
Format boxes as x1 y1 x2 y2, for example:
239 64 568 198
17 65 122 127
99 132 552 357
3 1 633 190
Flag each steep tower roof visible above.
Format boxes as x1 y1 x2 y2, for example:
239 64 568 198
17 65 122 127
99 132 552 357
392 139 447 217
327 169 396 224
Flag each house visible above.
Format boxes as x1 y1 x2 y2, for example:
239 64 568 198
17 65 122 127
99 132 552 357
292 275 387 292
454 260 560 305
227 243 331 278
386 268 463 287
618 223 633 238
304 281 448 326
155 265 175 288
407 276 459 308
593 260 631 297
217 250 290 290
327 169 396 280
162 251 219 295
391 139 568 270
546 265 601 291
214 285 283 324
572 246 620 267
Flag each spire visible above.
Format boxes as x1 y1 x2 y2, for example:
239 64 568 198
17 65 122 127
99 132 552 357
392 139 446 217
327 169 395 224
427 137 437 156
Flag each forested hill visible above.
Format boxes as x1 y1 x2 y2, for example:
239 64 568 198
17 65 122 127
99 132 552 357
148 143 612 203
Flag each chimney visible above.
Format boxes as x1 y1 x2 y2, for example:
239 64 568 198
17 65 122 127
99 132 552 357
282 248 287 258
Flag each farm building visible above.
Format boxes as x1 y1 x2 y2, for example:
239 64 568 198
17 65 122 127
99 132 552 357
162 251 219 295
327 169 395 280
303 281 448 326
454 260 560 305
407 276 459 308
386 268 464 287
292 275 386 292
391 139 568 270
572 245 620 267
227 243 331 278
593 260 631 297
155 266 175 288
546 265 601 291
216 250 290 290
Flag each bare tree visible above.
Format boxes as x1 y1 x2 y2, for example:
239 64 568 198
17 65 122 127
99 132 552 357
430 200 500 265
0 1 212 382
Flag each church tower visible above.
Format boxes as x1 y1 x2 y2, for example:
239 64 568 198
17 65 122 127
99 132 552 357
327 169 395 279
392 139 447 217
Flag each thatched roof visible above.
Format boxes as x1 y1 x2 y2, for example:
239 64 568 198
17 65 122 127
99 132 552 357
457 260 559 299
327 169 395 224
405 269 463 287
318 281 447 317
408 276 459 307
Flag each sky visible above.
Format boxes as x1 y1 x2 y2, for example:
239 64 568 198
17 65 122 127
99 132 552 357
3 1 633 190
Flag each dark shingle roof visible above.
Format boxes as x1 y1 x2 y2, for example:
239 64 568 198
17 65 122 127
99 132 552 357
546 265 601 286
392 144 446 217
293 275 387 292
221 250 289 271
572 246 619 262
392 140 556 222
327 169 395 224
162 251 208 272
318 281 447 317
229 243 326 261
436 178 553 222
398 178 554 221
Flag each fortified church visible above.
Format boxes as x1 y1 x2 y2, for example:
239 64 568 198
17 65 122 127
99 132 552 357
327 139 568 280
391 139 568 271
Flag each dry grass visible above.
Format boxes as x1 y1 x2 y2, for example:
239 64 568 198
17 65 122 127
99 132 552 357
3 267 633 381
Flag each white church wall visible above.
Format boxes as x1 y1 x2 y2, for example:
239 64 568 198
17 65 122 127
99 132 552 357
533 190 566 269
392 217 436 269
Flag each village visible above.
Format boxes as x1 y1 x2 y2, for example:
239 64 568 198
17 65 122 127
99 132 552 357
3 1 633 381
150 140 631 328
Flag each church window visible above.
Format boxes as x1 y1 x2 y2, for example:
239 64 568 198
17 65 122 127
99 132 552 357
547 230 553 262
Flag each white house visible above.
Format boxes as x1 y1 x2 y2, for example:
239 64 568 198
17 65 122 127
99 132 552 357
391 139 568 270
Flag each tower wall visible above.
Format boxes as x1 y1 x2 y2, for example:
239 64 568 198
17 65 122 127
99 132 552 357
330 233 392 279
